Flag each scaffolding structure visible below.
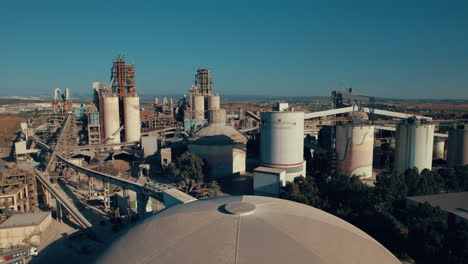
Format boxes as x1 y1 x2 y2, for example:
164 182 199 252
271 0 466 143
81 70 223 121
86 105 101 145
194 68 212 95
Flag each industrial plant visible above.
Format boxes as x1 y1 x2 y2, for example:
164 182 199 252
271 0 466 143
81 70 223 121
0 55 467 264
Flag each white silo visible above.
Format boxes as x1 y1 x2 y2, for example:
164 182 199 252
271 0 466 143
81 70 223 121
433 139 445 160
207 94 220 110
394 120 434 173
208 109 226 125
103 95 121 144
447 125 468 167
192 95 205 120
260 111 305 182
124 95 141 142
335 124 374 178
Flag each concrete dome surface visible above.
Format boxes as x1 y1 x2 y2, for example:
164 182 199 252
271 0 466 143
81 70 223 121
190 124 247 145
98 195 400 264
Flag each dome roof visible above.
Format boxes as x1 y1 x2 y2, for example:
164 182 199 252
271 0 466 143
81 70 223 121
98 196 400 264
190 124 247 145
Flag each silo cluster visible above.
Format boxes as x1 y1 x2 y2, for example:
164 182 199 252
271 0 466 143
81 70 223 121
335 124 374 178
394 119 434 173
259 111 306 182
447 124 468 167
96 55 141 144
189 68 220 121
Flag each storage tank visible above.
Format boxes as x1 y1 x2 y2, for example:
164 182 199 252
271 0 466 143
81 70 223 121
208 109 226 125
335 124 374 178
447 125 468 167
207 94 220 110
192 95 205 120
394 120 434 173
433 139 445 160
188 122 247 179
124 95 141 142
260 111 305 182
103 95 121 144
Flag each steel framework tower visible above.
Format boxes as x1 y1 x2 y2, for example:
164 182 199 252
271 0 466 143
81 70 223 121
194 68 212 95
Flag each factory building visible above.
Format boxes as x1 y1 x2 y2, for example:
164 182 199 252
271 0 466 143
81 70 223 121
98 196 401 264
259 111 306 182
394 118 434 173
253 167 286 197
0 212 51 249
335 124 374 178
447 124 468 167
188 109 247 179
52 88 72 113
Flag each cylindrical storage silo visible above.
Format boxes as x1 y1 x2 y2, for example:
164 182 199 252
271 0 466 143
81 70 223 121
124 96 141 142
447 125 468 167
103 95 121 144
208 109 226 125
207 94 220 110
192 95 205 120
394 121 434 173
260 111 305 182
335 124 374 178
433 139 445 160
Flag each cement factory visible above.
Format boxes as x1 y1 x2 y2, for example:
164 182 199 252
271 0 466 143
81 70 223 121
1 55 467 263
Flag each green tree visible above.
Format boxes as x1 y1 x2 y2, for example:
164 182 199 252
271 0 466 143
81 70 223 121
446 220 468 264
454 165 468 191
438 168 459 192
169 152 204 182
404 168 443 196
407 203 447 264
281 176 320 207
374 172 408 215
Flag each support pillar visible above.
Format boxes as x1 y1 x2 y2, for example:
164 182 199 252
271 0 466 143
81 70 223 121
137 192 148 218
58 203 63 222
88 177 94 199
104 181 110 213
13 196 18 212
123 189 131 219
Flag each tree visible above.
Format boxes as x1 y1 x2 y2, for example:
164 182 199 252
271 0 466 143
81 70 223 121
454 165 468 191
281 176 320 206
404 168 421 196
438 168 459 192
446 220 468 264
407 203 447 264
404 168 443 196
169 152 204 182
374 172 408 215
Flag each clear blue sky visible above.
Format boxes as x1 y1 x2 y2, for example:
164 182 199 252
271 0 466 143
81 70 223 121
1 1 467 99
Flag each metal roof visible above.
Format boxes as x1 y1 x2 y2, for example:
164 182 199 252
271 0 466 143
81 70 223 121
98 196 400 264
70 150 95 159
407 192 468 220
0 212 50 229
